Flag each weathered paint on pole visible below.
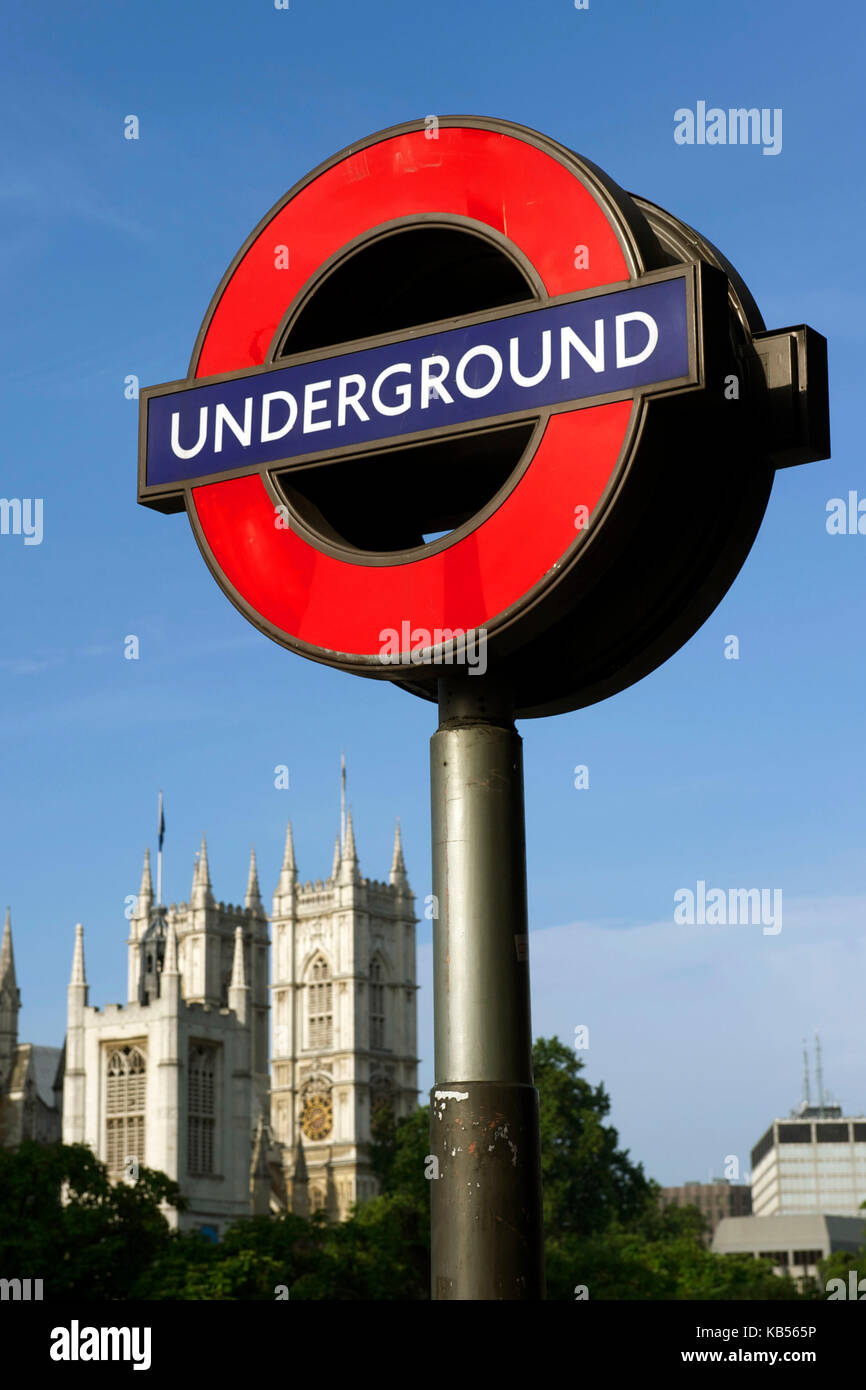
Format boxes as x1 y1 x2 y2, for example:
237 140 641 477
429 676 545 1299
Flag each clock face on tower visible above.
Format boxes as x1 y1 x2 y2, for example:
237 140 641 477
301 1092 333 1141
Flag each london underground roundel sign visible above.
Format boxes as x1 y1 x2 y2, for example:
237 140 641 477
138 116 829 717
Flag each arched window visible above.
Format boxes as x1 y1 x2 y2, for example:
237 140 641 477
188 1044 217 1175
105 1045 146 1175
307 955 332 1050
369 958 386 1050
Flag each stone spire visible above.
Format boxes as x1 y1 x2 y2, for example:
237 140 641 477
230 926 246 990
339 809 360 885
250 1114 271 1216
191 835 214 907
344 809 357 860
0 908 18 996
275 820 297 895
245 846 263 910
161 918 181 1008
228 926 249 1024
0 909 21 1086
291 1133 310 1218
64 924 88 1144
331 833 342 879
138 848 153 908
389 819 408 889
70 922 87 987
164 919 179 975
199 835 212 890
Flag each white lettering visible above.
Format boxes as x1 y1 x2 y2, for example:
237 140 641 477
615 311 658 368
560 320 604 377
337 373 370 426
420 355 454 407
214 399 253 452
261 391 297 443
371 363 412 416
455 345 502 399
509 330 552 387
303 380 332 433
170 406 208 459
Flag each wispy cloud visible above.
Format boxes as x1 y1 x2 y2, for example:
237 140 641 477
418 895 866 1186
0 175 151 242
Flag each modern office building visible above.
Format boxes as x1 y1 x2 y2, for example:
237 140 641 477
713 1213 866 1287
750 1038 866 1218
750 1110 866 1218
659 1179 751 1241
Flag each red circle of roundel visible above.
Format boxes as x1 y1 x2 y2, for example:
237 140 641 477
190 125 635 660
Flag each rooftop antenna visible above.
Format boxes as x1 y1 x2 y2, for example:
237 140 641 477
802 1037 812 1109
815 1031 825 1114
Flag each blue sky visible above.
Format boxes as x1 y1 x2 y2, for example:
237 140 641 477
1 0 864 1187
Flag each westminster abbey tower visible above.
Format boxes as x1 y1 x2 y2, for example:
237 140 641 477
270 813 419 1218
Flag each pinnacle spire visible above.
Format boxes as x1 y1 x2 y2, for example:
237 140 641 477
230 926 247 990
252 1113 270 1176
227 926 249 1024
275 820 298 900
390 819 408 885
246 846 263 908
343 808 357 861
282 820 296 873
199 835 211 888
191 835 214 906
331 833 342 879
291 1131 310 1216
339 808 360 885
294 1131 309 1182
164 919 179 975
0 908 17 992
70 923 87 986
138 848 153 904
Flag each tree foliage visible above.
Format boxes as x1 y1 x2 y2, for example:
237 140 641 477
0 1141 181 1299
534 1036 651 1239
0 1041 822 1299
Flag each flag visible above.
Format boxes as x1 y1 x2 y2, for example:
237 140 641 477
158 792 165 852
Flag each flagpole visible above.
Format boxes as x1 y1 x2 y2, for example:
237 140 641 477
157 790 164 907
340 753 347 853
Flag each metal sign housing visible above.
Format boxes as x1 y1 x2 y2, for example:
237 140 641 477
137 117 829 717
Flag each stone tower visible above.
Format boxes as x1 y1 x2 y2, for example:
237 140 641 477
63 840 266 1235
126 839 270 1123
0 909 63 1148
270 814 419 1219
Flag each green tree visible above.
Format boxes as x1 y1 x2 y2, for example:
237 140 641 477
132 1211 331 1300
372 1104 431 1208
134 1105 434 1301
0 1141 181 1299
534 1036 651 1239
532 1040 811 1301
2 1047 822 1301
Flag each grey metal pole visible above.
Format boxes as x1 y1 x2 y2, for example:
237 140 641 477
429 674 545 1300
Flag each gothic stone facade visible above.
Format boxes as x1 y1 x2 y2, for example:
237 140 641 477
0 910 63 1149
271 815 418 1219
58 815 417 1232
